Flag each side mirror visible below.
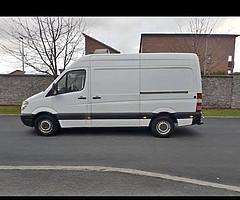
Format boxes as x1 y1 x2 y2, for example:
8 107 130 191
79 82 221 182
52 83 58 95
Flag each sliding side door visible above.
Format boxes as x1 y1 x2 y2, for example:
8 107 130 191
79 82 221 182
90 56 140 127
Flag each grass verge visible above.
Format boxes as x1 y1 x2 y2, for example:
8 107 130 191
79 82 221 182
0 105 21 115
0 106 240 118
202 108 240 117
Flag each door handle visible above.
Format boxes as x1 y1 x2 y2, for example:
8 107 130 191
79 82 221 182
78 96 87 99
92 96 102 99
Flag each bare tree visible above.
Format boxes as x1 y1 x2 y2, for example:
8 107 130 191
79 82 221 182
0 17 86 78
177 17 223 75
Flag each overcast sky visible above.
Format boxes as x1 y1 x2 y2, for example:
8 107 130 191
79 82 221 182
1 17 240 74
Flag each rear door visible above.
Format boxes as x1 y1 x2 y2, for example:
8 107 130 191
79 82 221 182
90 56 140 127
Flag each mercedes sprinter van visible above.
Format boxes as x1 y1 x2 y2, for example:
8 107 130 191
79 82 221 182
20 53 203 137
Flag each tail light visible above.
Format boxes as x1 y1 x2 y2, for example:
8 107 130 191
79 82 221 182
196 93 202 112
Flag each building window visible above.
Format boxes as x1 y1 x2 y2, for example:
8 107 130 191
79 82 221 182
228 56 232 62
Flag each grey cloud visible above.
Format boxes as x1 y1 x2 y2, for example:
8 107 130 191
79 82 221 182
84 17 194 53
0 17 240 73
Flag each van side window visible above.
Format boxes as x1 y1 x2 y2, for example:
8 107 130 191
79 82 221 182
57 74 67 94
53 69 86 95
66 70 86 93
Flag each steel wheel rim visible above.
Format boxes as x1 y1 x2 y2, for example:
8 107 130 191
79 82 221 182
156 120 171 135
39 120 53 134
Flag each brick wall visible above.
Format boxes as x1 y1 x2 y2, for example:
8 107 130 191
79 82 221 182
0 74 240 108
140 34 236 74
0 74 54 105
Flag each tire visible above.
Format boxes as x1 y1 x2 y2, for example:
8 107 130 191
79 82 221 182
150 116 175 138
34 114 60 136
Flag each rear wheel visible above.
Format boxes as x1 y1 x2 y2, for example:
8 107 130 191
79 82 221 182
34 115 59 136
150 116 175 138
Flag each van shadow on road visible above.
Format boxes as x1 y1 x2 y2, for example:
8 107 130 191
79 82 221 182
172 127 201 138
26 126 201 138
59 127 151 137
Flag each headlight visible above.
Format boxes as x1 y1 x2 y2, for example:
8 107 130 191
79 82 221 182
21 101 29 111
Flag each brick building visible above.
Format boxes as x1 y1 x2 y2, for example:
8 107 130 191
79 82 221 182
9 70 25 75
83 33 120 55
139 33 239 75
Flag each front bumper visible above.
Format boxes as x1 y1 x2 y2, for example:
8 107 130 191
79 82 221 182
20 114 34 127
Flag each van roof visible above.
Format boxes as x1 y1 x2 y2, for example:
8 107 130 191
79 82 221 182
68 53 198 69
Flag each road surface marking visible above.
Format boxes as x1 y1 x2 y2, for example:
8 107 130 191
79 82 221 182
0 165 239 193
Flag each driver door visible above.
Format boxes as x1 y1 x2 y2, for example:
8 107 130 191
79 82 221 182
50 68 90 127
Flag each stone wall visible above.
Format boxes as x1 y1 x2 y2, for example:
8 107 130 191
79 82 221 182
231 74 240 108
0 74 240 108
0 74 54 105
202 75 233 108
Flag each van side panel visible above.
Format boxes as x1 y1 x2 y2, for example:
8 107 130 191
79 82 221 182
140 55 198 121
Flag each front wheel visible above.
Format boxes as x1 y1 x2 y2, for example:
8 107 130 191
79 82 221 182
150 116 175 138
34 115 60 136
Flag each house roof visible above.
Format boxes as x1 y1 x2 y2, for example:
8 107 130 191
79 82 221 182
82 33 120 54
9 70 25 75
140 33 240 37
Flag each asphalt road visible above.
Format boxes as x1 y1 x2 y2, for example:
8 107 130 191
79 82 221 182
0 116 240 195
0 170 239 196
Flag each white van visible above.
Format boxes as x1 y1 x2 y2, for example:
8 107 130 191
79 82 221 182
20 53 203 137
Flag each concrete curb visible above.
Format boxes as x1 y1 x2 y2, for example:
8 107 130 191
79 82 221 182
204 116 240 119
0 165 240 193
